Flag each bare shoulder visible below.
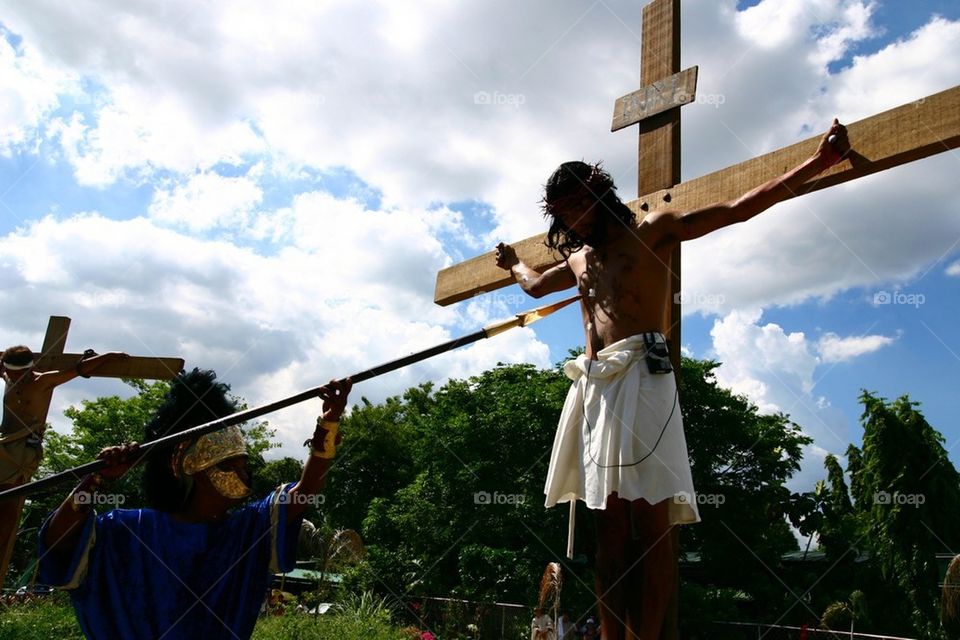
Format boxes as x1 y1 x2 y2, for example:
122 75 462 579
565 248 587 273
639 209 680 231
635 210 682 249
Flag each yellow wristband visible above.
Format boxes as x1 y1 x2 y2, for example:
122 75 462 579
311 421 339 459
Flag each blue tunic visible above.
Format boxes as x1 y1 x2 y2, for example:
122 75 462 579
38 484 302 640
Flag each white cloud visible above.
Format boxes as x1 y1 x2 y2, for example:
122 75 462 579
677 4 960 317
0 203 550 453
946 260 960 277
149 172 263 232
705 308 901 487
1 0 958 469
734 0 876 57
3 0 957 265
830 16 960 120
817 331 894 363
50 97 264 186
0 1 638 242
708 309 846 493
0 31 76 154
710 308 821 412
707 309 886 479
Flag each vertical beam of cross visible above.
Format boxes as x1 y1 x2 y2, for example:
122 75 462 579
36 316 71 426
637 0 682 375
636 2 682 637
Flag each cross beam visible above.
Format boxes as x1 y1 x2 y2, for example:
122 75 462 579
37 354 184 381
433 83 960 306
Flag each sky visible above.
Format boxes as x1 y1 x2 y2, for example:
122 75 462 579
0 0 958 497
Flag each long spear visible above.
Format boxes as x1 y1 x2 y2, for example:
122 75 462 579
0 294 580 501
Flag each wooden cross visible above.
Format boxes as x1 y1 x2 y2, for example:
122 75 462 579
0 315 184 587
434 0 960 634
435 79 960 307
434 18 960 313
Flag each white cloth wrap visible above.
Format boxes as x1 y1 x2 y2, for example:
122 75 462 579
543 334 700 525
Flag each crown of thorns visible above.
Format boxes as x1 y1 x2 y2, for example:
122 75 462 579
541 161 613 216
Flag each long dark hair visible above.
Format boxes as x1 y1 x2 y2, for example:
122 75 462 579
142 368 238 512
542 161 636 257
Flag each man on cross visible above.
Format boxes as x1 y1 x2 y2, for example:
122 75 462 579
0 345 130 576
496 120 848 639
1 345 130 484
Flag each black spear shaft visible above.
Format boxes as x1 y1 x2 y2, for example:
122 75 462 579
1 294 580 501
0 328 490 501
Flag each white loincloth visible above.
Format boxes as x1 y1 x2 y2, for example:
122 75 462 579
544 333 700 525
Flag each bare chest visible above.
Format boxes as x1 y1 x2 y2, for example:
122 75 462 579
569 245 670 304
2 382 41 419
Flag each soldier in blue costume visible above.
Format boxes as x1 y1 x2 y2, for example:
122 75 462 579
38 368 351 640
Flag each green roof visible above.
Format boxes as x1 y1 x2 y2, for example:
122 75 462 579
275 569 343 583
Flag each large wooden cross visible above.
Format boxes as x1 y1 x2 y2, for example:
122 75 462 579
434 0 960 634
434 11 960 314
0 315 184 587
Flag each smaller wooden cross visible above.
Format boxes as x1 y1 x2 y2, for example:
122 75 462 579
0 315 184 587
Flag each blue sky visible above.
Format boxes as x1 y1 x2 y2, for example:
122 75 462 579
1 0 958 497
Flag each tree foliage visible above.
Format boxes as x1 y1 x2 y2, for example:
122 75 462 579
10 356 886 635
331 357 811 624
678 358 810 614
797 391 960 638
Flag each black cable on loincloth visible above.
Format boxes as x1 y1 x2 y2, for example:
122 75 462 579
581 357 678 469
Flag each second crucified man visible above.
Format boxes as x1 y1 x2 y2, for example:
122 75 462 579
496 120 848 640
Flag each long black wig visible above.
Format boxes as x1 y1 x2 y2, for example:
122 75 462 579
543 161 636 257
142 368 238 512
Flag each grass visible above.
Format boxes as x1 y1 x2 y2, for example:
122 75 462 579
0 591 413 640
0 593 84 640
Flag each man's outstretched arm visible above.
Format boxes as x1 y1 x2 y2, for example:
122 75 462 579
285 378 351 523
648 119 849 244
43 443 139 556
37 352 130 389
495 242 577 298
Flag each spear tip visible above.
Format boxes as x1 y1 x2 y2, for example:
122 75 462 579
482 294 580 338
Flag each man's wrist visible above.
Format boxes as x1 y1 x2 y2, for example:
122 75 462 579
69 473 104 513
305 419 339 459
809 150 833 173
509 264 529 284
75 349 97 378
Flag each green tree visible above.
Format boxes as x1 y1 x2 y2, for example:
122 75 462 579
323 391 421 532
359 363 574 605
813 453 858 559
678 357 810 617
335 357 813 630
854 392 960 638
802 392 960 638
